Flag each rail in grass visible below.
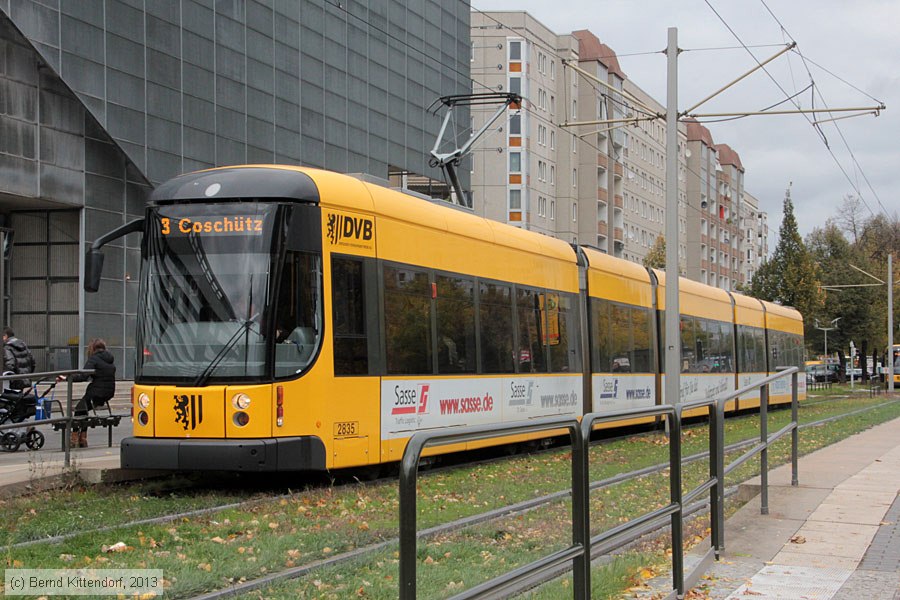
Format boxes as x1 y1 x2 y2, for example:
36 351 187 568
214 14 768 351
399 368 800 599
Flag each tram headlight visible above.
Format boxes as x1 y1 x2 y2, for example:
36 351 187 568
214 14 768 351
137 393 150 409
233 411 250 427
232 393 251 410
137 410 149 426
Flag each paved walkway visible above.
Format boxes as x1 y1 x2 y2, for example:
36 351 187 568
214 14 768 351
673 416 900 599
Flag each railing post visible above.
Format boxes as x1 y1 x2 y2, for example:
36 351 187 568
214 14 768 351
64 379 74 468
399 448 419 600
712 401 726 557
669 410 684 597
791 372 799 487
571 424 589 598
759 383 769 515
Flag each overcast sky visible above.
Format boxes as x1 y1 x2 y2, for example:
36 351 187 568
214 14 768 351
471 0 897 247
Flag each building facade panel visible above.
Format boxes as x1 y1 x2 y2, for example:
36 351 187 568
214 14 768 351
1 1 471 375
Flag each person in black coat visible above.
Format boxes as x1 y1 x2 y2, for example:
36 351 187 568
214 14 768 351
57 338 116 448
2 326 35 391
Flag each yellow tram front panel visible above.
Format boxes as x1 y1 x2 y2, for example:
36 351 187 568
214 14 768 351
149 386 226 438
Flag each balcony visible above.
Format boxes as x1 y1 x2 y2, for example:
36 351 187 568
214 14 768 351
702 259 709 270
597 153 608 170
598 221 608 236
613 161 624 179
597 187 608 203
701 234 708 245
613 194 624 209
613 227 624 242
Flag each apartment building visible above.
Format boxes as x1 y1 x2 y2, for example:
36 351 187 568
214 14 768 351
740 190 768 285
684 119 748 289
620 78 687 270
469 11 573 238
470 11 765 287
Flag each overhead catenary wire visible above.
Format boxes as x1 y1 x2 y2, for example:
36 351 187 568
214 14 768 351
705 0 887 220
327 0 883 250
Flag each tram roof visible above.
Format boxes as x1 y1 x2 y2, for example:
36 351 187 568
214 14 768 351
651 269 734 321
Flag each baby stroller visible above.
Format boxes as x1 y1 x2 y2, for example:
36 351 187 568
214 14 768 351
0 380 55 452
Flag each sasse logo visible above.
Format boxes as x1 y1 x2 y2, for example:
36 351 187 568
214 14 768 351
327 213 373 245
392 384 429 415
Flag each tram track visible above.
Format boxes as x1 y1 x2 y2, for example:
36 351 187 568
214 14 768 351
6 397 897 599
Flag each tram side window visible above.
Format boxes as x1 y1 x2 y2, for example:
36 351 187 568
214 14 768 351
479 282 514 374
547 292 579 373
738 325 764 373
609 303 632 372
680 316 698 372
516 287 546 373
590 298 611 372
331 257 368 376
436 275 476 374
631 307 654 373
768 330 789 370
384 265 432 375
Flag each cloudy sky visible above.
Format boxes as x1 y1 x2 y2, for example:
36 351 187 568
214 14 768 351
471 0 897 246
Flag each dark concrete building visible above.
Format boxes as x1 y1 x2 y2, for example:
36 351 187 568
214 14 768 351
0 0 471 377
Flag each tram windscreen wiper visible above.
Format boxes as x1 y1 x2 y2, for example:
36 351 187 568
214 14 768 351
191 316 260 387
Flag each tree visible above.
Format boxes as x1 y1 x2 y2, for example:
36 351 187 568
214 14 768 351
643 237 666 269
805 223 879 356
748 189 824 321
834 194 865 244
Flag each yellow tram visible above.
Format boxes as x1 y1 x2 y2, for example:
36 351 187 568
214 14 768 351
84 165 806 471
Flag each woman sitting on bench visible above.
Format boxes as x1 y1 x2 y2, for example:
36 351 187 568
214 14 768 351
57 338 116 448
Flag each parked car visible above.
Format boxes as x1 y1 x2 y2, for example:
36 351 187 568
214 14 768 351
806 364 838 383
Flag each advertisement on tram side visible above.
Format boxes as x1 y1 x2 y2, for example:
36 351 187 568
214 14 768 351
659 374 734 405
591 374 656 412
380 376 581 439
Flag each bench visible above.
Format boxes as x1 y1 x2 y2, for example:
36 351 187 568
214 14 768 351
49 401 123 448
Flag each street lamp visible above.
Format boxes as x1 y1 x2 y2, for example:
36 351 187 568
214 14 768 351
814 317 841 358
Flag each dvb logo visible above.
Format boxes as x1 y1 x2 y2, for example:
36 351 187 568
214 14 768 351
327 213 373 245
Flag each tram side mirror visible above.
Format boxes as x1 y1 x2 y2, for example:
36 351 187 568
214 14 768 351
85 249 105 293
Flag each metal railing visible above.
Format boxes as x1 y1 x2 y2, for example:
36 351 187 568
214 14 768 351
0 369 94 468
398 367 800 599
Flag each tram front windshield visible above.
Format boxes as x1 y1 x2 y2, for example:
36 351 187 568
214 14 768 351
137 202 289 383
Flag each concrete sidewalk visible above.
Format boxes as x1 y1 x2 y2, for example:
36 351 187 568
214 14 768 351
676 416 900 599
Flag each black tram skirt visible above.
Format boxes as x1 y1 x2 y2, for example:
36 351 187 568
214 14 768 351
120 436 327 472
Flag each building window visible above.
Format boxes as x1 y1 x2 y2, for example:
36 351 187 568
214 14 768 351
550 130 555 150
550 60 555 79
550 165 555 185
510 152 521 173
509 76 521 95
509 189 522 210
509 40 521 60
509 114 521 135
572 202 578 222
550 200 555 220
572 168 577 187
